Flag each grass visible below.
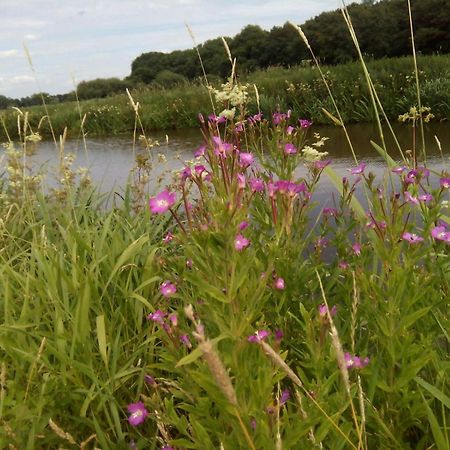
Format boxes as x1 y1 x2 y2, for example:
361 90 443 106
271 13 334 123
0 11 449 448
1 54 450 142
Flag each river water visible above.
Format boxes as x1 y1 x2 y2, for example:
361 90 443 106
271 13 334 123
4 123 449 203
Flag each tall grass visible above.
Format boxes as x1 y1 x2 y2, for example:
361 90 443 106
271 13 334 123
1 9 449 450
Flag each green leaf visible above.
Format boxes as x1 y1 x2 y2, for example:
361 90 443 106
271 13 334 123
96 315 108 368
415 377 450 409
419 391 448 450
370 140 396 168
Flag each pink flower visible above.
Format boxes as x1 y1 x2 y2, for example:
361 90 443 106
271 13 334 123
162 232 174 244
274 277 285 290
314 159 331 170
149 190 176 214
194 145 206 157
402 232 424 244
160 281 177 298
146 310 166 324
286 125 295 135
440 177 450 189
349 163 366 175
344 352 370 370
234 234 250 251
127 402 148 426
194 164 207 176
404 191 419 205
352 243 361 256
248 330 270 343
237 173 246 189
392 166 406 174
238 221 249 230
212 136 233 157
168 313 178 326
144 374 155 385
274 329 284 342
318 304 337 317
418 193 433 204
299 119 313 128
405 170 418 184
323 208 338 217
339 261 349 270
249 178 265 192
284 143 297 154
267 181 278 198
179 334 192 348
431 226 450 243
180 166 192 181
273 112 287 125
239 152 254 167
280 389 290 405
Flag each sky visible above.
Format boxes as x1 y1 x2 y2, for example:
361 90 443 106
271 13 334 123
0 0 343 98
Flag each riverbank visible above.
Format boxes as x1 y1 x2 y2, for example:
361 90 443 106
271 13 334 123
1 54 449 141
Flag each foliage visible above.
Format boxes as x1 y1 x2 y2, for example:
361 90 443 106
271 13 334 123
0 73 449 449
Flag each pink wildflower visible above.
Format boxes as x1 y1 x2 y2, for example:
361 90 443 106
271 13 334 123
248 330 270 343
239 152 254 167
249 178 265 192
274 277 285 290
404 191 419 205
280 389 290 405
299 119 312 128
431 226 450 243
194 145 206 157
318 304 337 317
160 281 177 298
162 232 174 244
352 242 361 256
344 352 370 369
127 402 148 426
440 177 450 188
146 310 166 324
349 163 366 175
234 234 250 251
284 143 297 154
237 173 246 189
149 190 176 214
402 232 424 244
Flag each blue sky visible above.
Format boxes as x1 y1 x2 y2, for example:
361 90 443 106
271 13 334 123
0 0 343 98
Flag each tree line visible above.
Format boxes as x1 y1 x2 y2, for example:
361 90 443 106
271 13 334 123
1 0 449 108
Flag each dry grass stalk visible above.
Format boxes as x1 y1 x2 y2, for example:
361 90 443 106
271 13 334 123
48 418 77 445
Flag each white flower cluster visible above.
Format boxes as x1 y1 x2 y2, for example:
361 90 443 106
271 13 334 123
210 77 249 108
302 133 329 162
302 145 329 162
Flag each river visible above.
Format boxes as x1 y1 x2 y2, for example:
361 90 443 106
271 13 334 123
4 122 449 202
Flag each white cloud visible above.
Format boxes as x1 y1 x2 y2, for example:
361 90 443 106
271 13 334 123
0 49 19 58
0 0 342 97
11 75 35 84
24 34 39 41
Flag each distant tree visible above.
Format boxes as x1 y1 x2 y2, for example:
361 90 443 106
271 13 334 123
230 25 270 72
0 94 13 109
77 78 130 100
153 70 188 88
